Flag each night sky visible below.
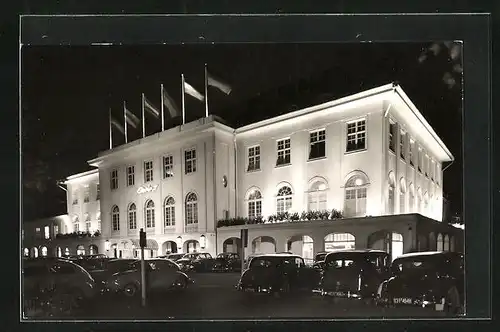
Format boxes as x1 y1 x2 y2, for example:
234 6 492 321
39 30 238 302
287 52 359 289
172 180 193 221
21 43 463 222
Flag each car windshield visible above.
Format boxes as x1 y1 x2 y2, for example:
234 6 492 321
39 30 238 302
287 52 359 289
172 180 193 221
315 253 327 261
250 256 303 268
325 253 380 269
183 254 199 260
391 257 439 275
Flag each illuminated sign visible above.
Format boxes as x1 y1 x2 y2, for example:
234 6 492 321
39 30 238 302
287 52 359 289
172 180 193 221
137 184 159 194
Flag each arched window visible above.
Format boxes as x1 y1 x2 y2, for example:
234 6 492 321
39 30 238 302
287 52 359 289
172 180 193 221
145 200 155 229
399 178 406 214
128 203 137 230
276 186 293 213
247 189 262 219
41 246 48 257
324 233 355 251
308 179 328 211
23 248 29 257
185 193 198 232
164 197 175 228
387 172 395 214
437 233 443 251
409 183 415 213
344 172 369 217
111 206 120 231
444 234 450 251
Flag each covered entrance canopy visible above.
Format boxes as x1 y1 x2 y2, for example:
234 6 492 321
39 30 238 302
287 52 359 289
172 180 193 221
130 238 159 250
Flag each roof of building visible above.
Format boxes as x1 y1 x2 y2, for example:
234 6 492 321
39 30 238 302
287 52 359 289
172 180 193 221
64 169 99 183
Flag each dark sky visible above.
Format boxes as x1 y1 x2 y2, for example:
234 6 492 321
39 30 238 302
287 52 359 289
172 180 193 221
21 43 463 221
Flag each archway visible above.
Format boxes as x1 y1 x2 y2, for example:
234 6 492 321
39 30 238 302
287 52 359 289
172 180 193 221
251 236 276 254
40 246 48 257
223 237 242 255
76 244 86 256
324 233 355 252
89 244 99 255
31 247 38 258
162 240 178 254
23 248 29 257
111 243 118 258
367 230 404 260
55 246 62 258
64 247 70 257
184 240 200 253
429 232 436 251
286 235 314 261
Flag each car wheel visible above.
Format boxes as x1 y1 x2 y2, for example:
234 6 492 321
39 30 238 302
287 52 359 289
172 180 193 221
123 283 139 297
444 287 461 316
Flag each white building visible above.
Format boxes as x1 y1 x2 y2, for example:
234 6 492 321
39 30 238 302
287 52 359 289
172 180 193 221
22 83 463 261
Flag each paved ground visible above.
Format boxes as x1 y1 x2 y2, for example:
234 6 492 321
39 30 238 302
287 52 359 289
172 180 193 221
25 272 455 320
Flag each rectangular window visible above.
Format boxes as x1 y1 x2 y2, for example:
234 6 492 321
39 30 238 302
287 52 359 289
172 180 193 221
346 119 366 152
44 226 50 239
424 155 429 177
400 131 405 160
185 148 197 174
144 161 153 182
388 121 396 152
247 146 261 172
35 227 41 239
436 164 441 185
85 222 91 232
83 186 90 203
110 169 118 190
164 206 175 227
409 139 414 167
417 148 422 173
248 201 262 219
74 223 80 232
96 184 100 200
309 129 326 160
72 190 78 205
53 225 59 235
431 160 435 181
163 155 174 178
276 138 291 166
127 166 135 186
129 210 137 230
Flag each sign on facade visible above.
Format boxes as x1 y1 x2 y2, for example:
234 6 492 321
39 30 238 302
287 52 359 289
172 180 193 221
137 184 159 194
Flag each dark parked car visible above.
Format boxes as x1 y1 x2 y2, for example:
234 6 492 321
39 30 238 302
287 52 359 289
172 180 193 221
159 253 185 262
376 251 464 315
176 253 215 272
319 250 390 302
212 253 241 272
89 259 138 287
236 254 321 296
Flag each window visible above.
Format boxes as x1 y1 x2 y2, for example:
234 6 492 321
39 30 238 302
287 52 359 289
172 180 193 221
185 149 197 174
127 166 135 186
424 155 429 177
431 160 435 182
324 233 356 251
344 173 368 217
346 119 366 152
247 146 261 172
72 190 79 205
163 155 174 178
436 164 441 185
389 121 396 152
388 172 395 214
308 180 328 211
144 161 153 182
437 233 443 251
145 200 155 229
409 183 415 213
44 226 50 239
74 223 80 232
164 197 175 227
128 203 137 230
276 186 293 213
85 221 91 232
185 193 198 232
53 225 59 235
35 227 41 239
417 148 422 173
110 169 118 190
83 185 90 203
309 129 326 160
96 184 100 200
276 138 291 166
399 178 406 214
400 131 406 160
112 206 120 231
247 189 262 219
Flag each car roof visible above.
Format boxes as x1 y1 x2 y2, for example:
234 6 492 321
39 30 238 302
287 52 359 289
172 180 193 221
253 253 302 258
395 251 463 260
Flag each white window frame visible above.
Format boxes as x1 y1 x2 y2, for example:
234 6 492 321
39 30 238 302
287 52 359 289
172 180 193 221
388 120 396 153
127 165 135 186
164 197 176 228
399 130 406 160
276 138 291 166
144 160 154 183
163 155 174 179
111 206 120 231
417 148 423 173
185 193 198 232
96 184 100 200
409 139 415 167
110 169 119 190
308 181 328 211
83 185 90 203
145 200 155 229
276 185 293 213
128 203 137 230
346 118 366 152
247 189 262 219
309 129 326 160
184 148 197 174
247 145 261 172
72 189 79 205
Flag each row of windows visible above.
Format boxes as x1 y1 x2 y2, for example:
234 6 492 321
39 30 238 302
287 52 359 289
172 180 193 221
110 149 195 190
72 184 100 205
110 193 198 232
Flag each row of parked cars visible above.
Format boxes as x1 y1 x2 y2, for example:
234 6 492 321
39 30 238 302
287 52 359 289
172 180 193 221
236 250 464 315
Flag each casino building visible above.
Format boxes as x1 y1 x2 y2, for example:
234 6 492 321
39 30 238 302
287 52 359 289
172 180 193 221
22 83 463 261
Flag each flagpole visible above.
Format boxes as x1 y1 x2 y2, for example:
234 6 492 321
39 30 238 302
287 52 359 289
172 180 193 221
160 84 165 131
124 101 128 144
204 64 209 118
109 107 112 149
181 74 186 125
141 93 145 138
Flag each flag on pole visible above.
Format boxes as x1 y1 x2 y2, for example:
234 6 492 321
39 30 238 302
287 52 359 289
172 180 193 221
109 108 112 149
143 95 160 118
207 71 232 95
183 80 205 101
123 102 128 143
181 74 186 125
161 84 180 118
124 106 140 129
111 118 125 135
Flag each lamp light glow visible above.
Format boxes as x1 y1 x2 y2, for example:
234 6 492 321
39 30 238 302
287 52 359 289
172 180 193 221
200 235 206 249
105 240 110 251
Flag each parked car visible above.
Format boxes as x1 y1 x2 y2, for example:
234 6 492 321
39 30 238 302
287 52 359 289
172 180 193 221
157 253 185 262
243 254 261 270
212 253 241 272
89 259 138 287
376 251 464 315
104 259 193 297
23 258 97 312
176 253 215 272
319 250 390 303
236 253 321 296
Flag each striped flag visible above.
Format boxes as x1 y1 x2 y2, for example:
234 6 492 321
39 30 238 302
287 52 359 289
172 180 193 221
207 72 232 95
162 85 180 118
124 106 140 129
184 80 204 101
111 118 125 134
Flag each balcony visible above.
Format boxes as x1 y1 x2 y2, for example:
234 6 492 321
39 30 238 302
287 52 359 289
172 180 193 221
184 224 198 233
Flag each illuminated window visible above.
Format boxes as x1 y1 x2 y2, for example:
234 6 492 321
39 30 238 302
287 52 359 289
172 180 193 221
399 178 406 214
400 131 406 160
24 248 29 257
324 233 355 251
64 247 70 256
72 189 79 205
185 193 198 232
308 180 327 211
110 169 119 190
437 233 443 251
145 200 155 229
96 184 100 200
409 139 415 167
35 227 41 239
128 203 137 230
346 119 366 152
74 223 79 232
344 173 368 217
83 185 90 203
276 186 293 213
388 121 396 152
247 146 261 172
444 234 450 251
41 246 48 257
309 129 326 160
247 189 262 219
53 225 59 236
76 245 85 256
73 215 79 232
44 226 50 239
276 138 291 166
127 165 135 186
112 206 120 231
164 197 175 228
163 155 174 178
144 161 154 182
184 148 197 174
